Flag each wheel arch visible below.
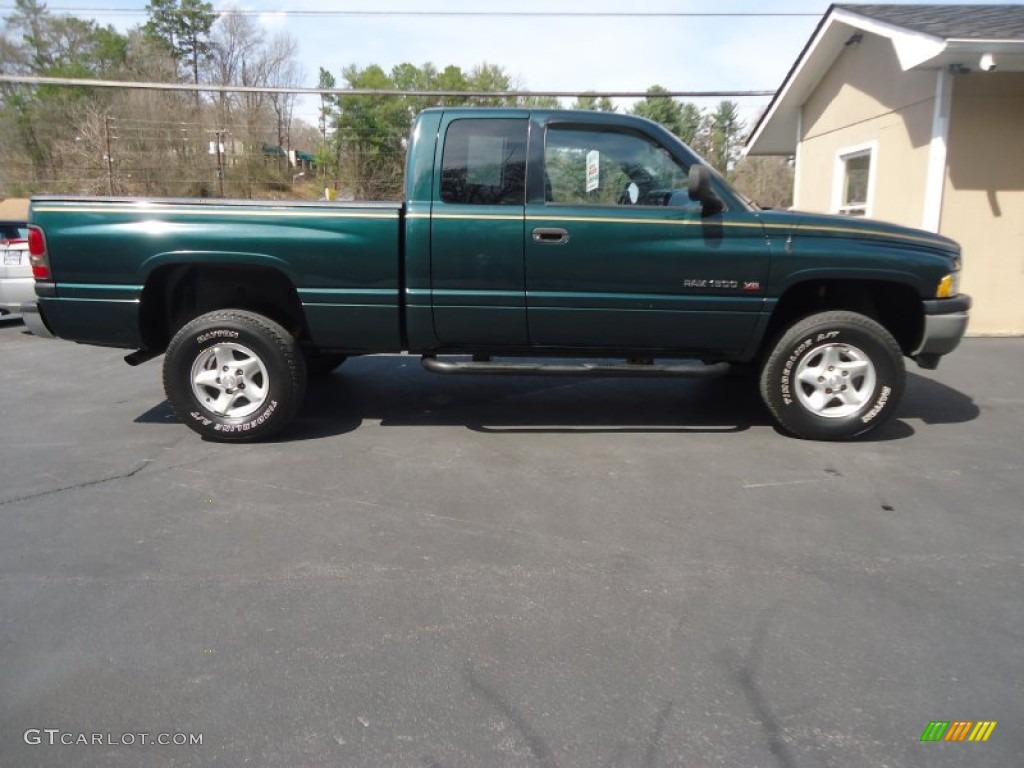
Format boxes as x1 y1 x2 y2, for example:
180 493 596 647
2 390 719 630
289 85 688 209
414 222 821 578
762 278 924 360
138 259 310 353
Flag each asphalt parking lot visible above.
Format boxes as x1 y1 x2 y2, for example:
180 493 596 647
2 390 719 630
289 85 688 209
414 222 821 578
1 318 1021 767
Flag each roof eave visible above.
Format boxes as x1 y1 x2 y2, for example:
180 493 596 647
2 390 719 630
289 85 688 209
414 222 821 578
744 5 969 156
745 6 853 156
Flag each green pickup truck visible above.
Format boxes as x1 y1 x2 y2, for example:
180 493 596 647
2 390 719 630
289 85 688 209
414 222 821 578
23 108 970 442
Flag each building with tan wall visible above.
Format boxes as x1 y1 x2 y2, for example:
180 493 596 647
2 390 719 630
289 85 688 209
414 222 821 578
746 4 1024 335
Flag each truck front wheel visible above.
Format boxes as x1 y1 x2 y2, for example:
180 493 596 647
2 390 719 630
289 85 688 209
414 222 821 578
163 310 307 442
759 311 905 440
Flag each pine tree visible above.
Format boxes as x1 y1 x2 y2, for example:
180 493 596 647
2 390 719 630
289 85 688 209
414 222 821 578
144 0 215 85
630 86 686 139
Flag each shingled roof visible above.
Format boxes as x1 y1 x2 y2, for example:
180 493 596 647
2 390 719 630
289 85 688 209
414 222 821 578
837 4 1024 40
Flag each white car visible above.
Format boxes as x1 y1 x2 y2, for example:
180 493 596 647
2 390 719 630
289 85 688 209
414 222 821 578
1 222 33 321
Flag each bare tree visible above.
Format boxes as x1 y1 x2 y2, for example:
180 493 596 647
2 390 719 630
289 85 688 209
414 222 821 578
731 156 794 210
264 33 302 174
204 12 263 126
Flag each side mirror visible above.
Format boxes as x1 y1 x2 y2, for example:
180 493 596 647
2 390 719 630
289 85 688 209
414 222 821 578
688 165 724 214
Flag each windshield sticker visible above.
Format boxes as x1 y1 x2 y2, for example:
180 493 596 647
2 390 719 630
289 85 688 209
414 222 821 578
586 150 600 192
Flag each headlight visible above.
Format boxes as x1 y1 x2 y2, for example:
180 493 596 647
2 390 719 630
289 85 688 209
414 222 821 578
936 272 960 298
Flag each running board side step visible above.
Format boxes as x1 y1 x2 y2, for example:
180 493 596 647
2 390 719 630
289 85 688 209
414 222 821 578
420 355 729 378
124 348 163 366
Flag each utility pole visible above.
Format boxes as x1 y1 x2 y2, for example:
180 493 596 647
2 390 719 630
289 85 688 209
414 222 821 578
104 115 116 195
212 129 226 197
320 93 327 186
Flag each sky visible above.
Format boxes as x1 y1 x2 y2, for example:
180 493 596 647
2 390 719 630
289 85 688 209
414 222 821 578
7 0 1023 131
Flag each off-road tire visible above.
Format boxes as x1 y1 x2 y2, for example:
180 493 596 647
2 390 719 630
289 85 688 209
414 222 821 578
163 310 307 442
760 311 905 440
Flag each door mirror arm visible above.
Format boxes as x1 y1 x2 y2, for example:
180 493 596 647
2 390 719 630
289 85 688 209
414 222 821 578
688 165 724 215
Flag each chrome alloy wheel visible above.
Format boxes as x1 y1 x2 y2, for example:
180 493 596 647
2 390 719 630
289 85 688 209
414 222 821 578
190 343 269 418
794 342 877 419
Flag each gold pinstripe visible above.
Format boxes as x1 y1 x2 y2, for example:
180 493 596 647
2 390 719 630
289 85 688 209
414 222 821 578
764 222 944 247
417 211 948 246
524 214 944 246
32 205 398 220
527 214 753 229
34 207 946 247
410 213 522 221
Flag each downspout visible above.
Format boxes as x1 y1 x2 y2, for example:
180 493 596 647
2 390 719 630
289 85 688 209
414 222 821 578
792 109 804 210
922 68 953 232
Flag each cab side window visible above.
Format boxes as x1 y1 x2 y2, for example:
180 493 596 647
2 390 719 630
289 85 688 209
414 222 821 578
440 119 528 205
544 125 693 208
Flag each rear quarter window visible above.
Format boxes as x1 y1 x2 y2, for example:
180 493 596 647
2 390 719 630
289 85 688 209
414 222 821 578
440 119 528 205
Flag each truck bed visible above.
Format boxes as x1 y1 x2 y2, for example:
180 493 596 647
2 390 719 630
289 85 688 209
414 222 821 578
30 196 405 350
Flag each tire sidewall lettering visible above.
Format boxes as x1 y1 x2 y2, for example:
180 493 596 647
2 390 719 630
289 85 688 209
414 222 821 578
779 333 839 407
861 385 892 424
195 329 239 345
189 411 213 427
211 400 279 433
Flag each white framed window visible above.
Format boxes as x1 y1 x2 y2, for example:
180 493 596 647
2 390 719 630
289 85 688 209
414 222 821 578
833 142 877 217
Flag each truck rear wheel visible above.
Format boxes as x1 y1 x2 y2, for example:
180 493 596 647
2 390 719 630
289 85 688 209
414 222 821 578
759 311 905 440
163 310 307 442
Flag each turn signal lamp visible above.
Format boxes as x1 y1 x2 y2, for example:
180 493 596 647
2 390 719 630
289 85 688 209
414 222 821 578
936 273 959 298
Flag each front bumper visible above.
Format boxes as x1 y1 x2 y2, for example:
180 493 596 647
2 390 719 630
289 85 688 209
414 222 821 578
912 294 971 368
20 300 56 339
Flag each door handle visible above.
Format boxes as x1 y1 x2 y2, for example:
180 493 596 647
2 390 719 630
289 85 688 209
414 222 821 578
532 227 570 245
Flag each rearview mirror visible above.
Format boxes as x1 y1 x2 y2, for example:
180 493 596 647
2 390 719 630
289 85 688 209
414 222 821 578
688 165 724 214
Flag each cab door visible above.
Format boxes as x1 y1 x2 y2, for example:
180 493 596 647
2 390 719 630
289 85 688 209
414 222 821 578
525 121 770 355
430 114 529 347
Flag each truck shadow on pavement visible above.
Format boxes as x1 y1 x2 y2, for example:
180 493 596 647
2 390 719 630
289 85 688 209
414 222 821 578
136 355 980 442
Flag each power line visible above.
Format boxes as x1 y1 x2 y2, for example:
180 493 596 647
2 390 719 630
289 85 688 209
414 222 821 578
0 75 770 98
0 7 820 17
0 75 775 98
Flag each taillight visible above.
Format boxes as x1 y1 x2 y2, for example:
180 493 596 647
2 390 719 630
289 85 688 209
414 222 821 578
28 226 50 279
